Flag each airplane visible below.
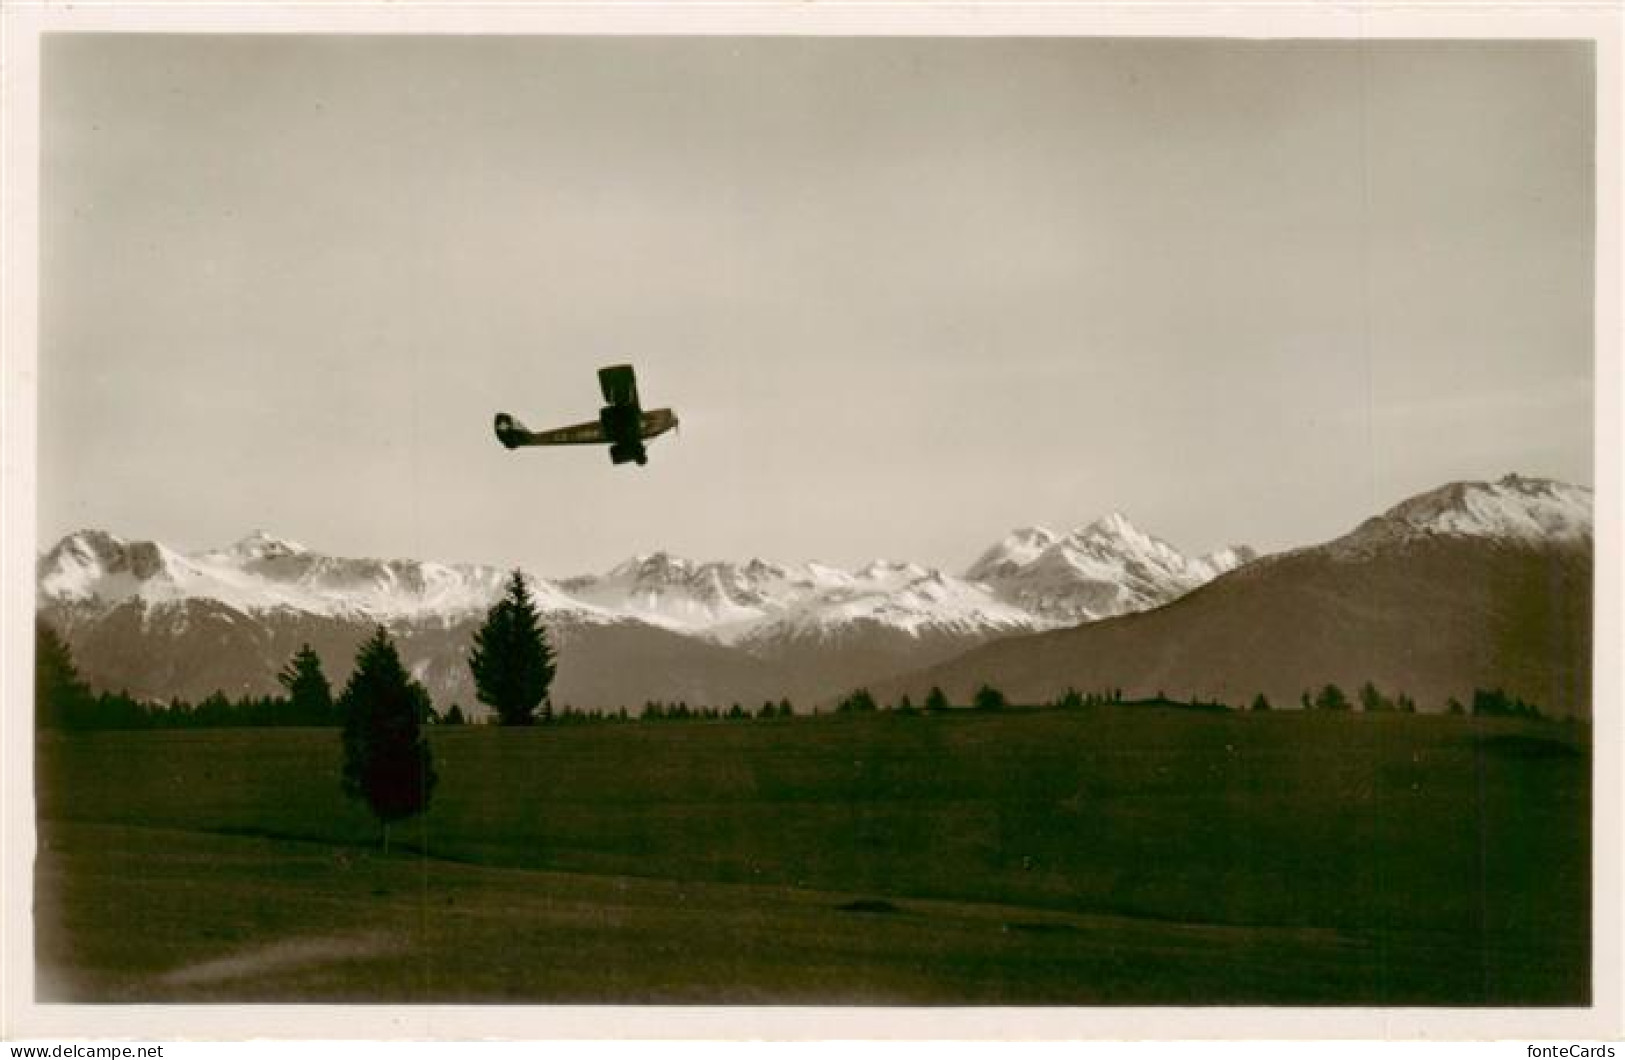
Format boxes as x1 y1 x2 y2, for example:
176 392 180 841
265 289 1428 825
493 364 678 467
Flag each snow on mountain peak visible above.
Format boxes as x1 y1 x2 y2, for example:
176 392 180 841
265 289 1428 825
1086 511 1138 537
44 529 126 569
227 529 309 561
38 507 1264 647
37 529 603 623
741 564 1037 644
558 548 1034 645
39 530 130 600
857 559 929 582
37 530 205 603
963 526 1060 582
742 558 786 579
965 511 1253 625
565 551 797 636
608 551 698 584
1069 511 1183 562
1345 475 1592 551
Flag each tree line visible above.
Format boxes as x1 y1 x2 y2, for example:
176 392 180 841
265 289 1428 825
37 610 1549 734
34 568 1557 850
827 680 1537 718
35 634 351 731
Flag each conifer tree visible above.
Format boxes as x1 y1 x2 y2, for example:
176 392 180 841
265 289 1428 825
278 643 335 725
340 626 437 850
972 684 1007 711
1358 680 1393 713
837 688 877 713
1053 688 1084 710
924 686 950 712
469 569 557 726
1314 683 1351 712
35 619 90 729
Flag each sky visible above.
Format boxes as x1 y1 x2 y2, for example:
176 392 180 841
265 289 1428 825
38 35 1595 578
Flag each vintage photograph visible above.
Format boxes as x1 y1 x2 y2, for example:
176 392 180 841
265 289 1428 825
16 26 1608 1019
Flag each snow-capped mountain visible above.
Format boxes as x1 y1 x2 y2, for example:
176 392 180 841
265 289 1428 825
39 529 602 624
746 564 1037 641
1328 474 1594 558
548 512 1256 646
41 509 1247 645
559 553 1046 645
35 511 1248 711
875 474 1594 717
34 474 1591 713
558 553 840 640
965 512 1257 623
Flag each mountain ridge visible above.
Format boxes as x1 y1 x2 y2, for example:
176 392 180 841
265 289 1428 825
35 473 1592 715
37 509 1250 711
870 474 1594 716
40 507 1247 641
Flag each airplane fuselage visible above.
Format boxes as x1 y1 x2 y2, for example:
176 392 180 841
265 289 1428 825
493 364 676 466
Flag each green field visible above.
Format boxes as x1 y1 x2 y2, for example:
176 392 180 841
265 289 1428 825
35 708 1591 1004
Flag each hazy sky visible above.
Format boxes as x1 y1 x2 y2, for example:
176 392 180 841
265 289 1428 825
39 36 1594 576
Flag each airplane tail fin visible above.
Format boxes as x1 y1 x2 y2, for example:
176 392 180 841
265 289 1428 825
494 413 529 450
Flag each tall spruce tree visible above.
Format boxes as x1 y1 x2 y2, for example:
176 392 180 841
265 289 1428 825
836 688 877 713
972 684 1008 711
278 643 335 725
339 626 437 850
469 569 557 726
36 619 90 729
1358 680 1393 713
1314 683 1351 712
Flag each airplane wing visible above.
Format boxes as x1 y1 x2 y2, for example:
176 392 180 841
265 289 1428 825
598 364 640 408
639 408 679 440
494 413 606 449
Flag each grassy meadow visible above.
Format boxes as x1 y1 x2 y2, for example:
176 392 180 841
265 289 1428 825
34 707 1591 1004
